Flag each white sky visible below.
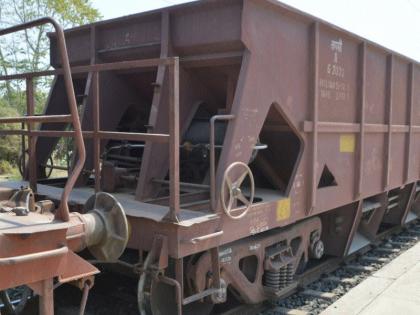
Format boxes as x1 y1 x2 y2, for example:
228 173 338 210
91 0 420 62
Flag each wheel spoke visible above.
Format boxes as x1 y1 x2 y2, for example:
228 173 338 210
227 196 234 211
110 232 126 242
237 193 250 206
226 177 233 190
235 171 248 187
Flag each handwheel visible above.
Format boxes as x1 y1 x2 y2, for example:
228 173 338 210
0 286 32 315
221 161 255 219
18 153 54 179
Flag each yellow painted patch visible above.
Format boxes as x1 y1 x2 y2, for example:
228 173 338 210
340 134 356 153
276 198 291 221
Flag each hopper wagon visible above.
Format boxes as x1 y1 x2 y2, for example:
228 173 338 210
0 0 419 314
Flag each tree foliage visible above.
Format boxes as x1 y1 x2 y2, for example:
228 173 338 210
0 0 101 173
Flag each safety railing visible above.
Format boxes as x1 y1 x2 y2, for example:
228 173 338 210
0 17 85 222
0 19 181 222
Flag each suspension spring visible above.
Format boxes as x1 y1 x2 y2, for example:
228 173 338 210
286 263 294 285
264 270 281 289
264 264 294 290
279 266 287 289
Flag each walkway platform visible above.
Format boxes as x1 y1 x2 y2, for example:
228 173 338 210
322 241 420 315
0 180 217 226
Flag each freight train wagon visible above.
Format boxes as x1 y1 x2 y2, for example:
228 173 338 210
0 0 419 314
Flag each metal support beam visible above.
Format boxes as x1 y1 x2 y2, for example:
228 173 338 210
26 77 37 193
168 57 180 222
310 21 320 214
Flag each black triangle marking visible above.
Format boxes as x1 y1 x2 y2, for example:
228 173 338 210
318 164 337 188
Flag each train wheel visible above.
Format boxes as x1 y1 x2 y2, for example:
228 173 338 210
0 286 32 315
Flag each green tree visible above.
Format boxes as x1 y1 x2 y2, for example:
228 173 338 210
0 103 21 174
0 0 101 173
0 0 101 110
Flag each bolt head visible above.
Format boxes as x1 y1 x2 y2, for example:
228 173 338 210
311 240 325 259
232 187 241 197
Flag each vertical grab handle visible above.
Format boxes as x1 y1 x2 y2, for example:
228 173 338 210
209 115 235 212
0 17 86 221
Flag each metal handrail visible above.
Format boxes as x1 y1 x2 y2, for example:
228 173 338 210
0 58 173 82
0 114 72 124
0 18 181 222
0 17 85 222
209 115 235 211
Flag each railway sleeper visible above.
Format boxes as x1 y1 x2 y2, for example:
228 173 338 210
397 235 418 241
322 276 357 285
343 264 375 273
374 247 400 254
358 256 390 263
407 229 420 236
387 240 408 247
273 306 310 315
300 289 336 301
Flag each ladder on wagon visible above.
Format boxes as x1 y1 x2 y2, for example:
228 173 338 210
0 17 86 222
0 18 182 223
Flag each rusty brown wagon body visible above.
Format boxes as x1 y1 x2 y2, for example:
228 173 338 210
0 0 419 314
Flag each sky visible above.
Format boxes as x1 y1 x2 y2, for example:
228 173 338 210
91 0 420 62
